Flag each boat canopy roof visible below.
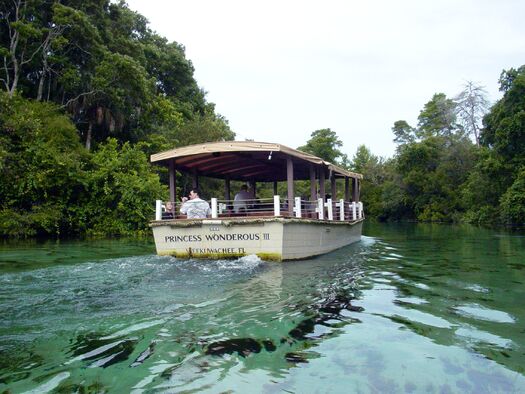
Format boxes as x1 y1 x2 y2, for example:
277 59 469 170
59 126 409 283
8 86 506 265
150 141 363 182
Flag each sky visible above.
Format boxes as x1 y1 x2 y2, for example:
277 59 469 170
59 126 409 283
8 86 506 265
126 0 525 158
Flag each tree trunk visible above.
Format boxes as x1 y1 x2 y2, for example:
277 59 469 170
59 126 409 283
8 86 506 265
8 56 19 98
85 121 93 151
7 1 22 98
37 33 54 101
37 72 45 101
47 75 51 101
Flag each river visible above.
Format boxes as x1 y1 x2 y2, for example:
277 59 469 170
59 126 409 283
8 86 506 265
1 223 524 393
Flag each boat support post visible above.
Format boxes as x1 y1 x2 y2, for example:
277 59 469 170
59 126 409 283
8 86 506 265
287 158 294 217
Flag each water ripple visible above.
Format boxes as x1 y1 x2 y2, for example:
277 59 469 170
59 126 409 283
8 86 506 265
2 225 525 392
454 304 515 323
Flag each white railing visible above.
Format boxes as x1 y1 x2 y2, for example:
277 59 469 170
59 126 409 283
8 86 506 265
274 195 280 216
155 196 364 221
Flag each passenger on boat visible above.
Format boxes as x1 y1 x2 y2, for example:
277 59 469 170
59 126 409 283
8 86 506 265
162 201 175 219
180 188 211 219
233 184 252 213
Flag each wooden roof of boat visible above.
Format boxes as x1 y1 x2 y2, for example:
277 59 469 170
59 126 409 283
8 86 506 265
150 141 363 182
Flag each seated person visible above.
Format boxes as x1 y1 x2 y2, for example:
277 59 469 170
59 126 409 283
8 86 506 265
162 201 175 219
233 184 252 213
180 188 211 219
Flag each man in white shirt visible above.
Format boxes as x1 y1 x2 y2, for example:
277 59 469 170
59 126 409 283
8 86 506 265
233 184 252 213
180 188 211 219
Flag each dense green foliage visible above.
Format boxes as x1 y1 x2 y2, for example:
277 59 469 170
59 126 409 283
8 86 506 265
463 66 525 225
349 67 525 227
0 93 85 236
0 0 234 149
0 0 233 237
0 93 167 236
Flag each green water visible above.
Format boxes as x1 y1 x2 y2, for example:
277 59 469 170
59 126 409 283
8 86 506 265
1 223 524 393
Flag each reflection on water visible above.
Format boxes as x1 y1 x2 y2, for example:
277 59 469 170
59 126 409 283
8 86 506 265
0 223 524 392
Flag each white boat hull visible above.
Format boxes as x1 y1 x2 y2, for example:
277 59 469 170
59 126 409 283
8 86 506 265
151 217 363 261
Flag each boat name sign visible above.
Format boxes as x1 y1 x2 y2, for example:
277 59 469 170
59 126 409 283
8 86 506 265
164 232 270 243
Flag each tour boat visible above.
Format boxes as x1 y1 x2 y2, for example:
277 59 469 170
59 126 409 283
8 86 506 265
150 141 364 261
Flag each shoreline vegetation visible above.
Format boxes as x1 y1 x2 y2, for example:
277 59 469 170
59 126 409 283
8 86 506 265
1 1 524 239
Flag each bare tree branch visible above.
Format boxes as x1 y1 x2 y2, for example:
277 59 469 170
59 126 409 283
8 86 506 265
0 77 8 91
60 89 98 109
454 81 490 146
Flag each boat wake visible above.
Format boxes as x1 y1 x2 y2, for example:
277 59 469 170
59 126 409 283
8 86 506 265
185 254 264 273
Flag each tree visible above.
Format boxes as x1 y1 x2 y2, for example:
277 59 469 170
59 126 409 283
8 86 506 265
142 35 204 108
417 93 460 139
351 145 378 173
463 65 525 225
44 3 103 103
497 66 523 93
0 91 86 236
392 120 415 145
75 138 166 235
454 81 490 146
175 104 234 146
500 168 525 226
88 52 155 146
481 66 525 165
1 0 224 150
394 135 475 222
0 0 44 96
350 145 389 218
298 128 343 163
